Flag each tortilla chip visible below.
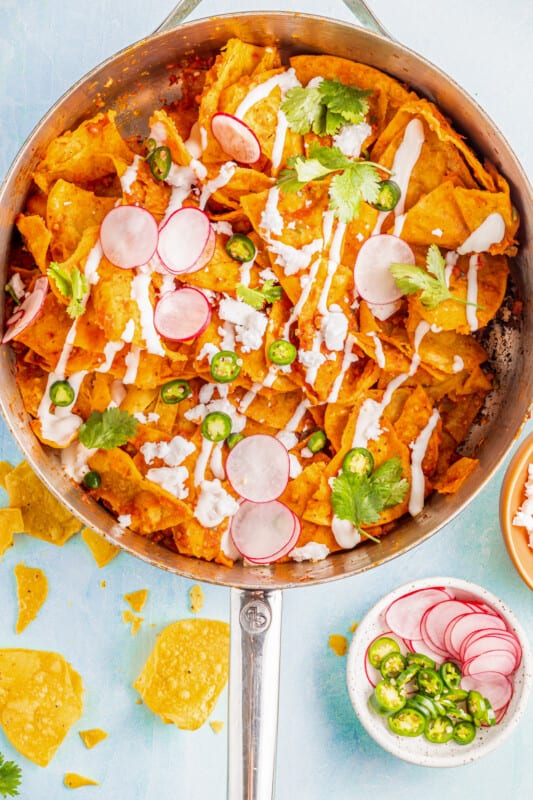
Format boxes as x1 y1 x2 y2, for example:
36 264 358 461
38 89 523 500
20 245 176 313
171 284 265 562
209 720 224 734
15 214 51 272
133 618 230 730
64 774 99 789
0 649 83 767
47 180 115 261
434 456 479 494
124 589 148 613
122 610 143 636
0 508 24 557
4 461 81 545
14 563 48 634
189 584 204 614
81 528 119 568
79 728 108 749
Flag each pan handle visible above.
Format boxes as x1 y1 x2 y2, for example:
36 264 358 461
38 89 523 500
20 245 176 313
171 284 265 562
228 588 283 800
155 0 391 38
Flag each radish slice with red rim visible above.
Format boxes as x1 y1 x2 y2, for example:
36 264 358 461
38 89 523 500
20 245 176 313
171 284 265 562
230 499 298 564
354 234 415 305
408 636 450 665
157 207 215 275
384 587 453 641
462 634 521 671
154 286 211 341
2 276 48 344
461 671 514 712
463 649 517 677
225 434 290 503
100 205 159 269
211 113 261 165
420 599 478 654
449 612 507 659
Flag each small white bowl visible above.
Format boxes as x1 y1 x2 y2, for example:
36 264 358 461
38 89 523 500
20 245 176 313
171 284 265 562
346 577 532 767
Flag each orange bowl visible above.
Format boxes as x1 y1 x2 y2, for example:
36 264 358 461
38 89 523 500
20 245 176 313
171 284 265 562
499 431 533 591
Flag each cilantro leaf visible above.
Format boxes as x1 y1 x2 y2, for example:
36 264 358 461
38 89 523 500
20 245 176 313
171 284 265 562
280 86 325 134
0 753 22 798
390 244 483 310
329 162 381 223
330 455 409 539
78 408 138 450
237 280 283 311
47 262 89 319
307 143 352 171
318 79 372 125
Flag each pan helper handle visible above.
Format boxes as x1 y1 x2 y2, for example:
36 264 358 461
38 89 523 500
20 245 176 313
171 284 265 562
228 588 283 800
155 0 391 37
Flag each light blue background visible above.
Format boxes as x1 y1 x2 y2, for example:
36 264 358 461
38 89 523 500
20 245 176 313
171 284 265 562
0 2 532 799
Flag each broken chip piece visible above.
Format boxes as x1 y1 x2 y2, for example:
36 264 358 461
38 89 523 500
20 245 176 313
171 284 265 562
14 563 48 634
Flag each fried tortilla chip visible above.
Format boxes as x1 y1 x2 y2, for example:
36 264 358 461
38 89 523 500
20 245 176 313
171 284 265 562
124 589 148 613
79 728 108 749
64 773 99 789
81 528 119 567
133 618 230 730
14 563 48 634
0 508 24 557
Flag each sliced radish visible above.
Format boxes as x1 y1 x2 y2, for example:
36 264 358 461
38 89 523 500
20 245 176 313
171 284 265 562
407 636 450 665
225 434 290 503
462 672 514 717
354 234 415 305
157 207 215 275
230 499 299 563
462 635 521 671
100 205 159 269
2 276 48 344
384 587 453 641
420 600 478 654
211 113 261 165
154 286 211 341
463 649 517 678
449 612 507 659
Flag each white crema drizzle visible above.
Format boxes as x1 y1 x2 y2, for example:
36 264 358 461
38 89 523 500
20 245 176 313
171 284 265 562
408 408 441 516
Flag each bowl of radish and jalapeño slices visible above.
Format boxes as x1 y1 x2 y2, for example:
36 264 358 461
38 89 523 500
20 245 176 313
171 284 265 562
346 577 532 767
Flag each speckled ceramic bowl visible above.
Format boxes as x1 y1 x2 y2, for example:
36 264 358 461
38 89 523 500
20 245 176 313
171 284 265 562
500 432 533 591
346 577 532 767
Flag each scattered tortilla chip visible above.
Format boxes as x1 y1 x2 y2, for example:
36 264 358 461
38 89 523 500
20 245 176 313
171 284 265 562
0 508 24 557
328 634 348 657
122 610 144 636
79 728 108 749
0 460 14 489
124 589 148 613
64 773 99 789
81 528 119 568
349 622 359 633
0 649 83 767
4 460 81 545
189 584 205 614
133 619 230 730
14 563 48 634
209 720 224 734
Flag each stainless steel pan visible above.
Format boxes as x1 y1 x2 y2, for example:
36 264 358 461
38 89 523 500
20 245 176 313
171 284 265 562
1 2 532 797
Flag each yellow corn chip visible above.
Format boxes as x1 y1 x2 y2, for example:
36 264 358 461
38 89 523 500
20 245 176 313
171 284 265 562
14 563 48 634
0 460 14 489
124 589 148 613
0 508 24 557
209 720 224 734
81 528 119 568
79 728 108 749
122 610 143 636
64 774 99 789
133 619 230 730
0 649 83 767
189 584 205 614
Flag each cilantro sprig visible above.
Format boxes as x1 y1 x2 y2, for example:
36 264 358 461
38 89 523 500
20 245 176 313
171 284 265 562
236 280 283 311
78 408 138 450
390 244 483 310
0 752 22 798
281 78 372 136
330 456 409 541
277 143 385 223
47 262 89 319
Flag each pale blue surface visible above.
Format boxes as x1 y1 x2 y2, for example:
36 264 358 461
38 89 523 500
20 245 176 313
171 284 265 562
0 1 532 799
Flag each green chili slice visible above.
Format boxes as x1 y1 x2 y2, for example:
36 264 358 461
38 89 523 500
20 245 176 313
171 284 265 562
225 233 256 263
307 429 327 453
83 470 102 490
268 339 297 366
148 145 172 181
342 447 374 477
210 351 242 383
440 661 462 690
367 636 400 668
160 379 192 404
201 411 232 442
227 432 244 450
387 708 425 737
371 179 401 212
453 720 477 744
49 380 75 407
424 715 454 744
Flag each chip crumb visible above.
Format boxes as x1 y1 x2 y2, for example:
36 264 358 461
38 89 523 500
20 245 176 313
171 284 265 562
0 460 14 490
189 584 204 614
82 528 119 568
124 589 148 613
79 728 108 749
122 609 144 636
64 773 99 789
349 622 359 633
0 507 24 556
209 720 224 734
100 580 107 588
14 562 48 633
328 634 348 656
